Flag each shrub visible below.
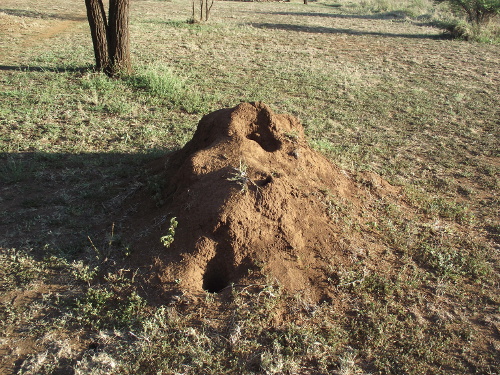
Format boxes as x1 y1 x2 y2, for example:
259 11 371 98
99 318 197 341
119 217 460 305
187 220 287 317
435 0 500 26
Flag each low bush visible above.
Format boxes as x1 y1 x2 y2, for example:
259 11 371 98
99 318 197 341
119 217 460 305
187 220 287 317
435 0 500 26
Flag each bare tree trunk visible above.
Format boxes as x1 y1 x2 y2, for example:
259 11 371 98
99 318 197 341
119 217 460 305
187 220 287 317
84 0 109 71
85 0 131 76
108 0 131 76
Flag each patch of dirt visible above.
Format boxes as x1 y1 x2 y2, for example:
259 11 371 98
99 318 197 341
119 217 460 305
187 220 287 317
0 8 85 63
120 102 403 302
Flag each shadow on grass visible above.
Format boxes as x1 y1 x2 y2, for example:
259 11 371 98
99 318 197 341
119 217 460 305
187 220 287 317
254 10 412 21
0 65 93 73
0 8 86 21
0 150 173 260
250 22 449 39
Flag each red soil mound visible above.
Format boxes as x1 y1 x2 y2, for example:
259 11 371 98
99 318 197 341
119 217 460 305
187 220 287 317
122 102 400 302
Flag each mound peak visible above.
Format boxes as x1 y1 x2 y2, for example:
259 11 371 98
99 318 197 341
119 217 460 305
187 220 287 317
122 102 400 302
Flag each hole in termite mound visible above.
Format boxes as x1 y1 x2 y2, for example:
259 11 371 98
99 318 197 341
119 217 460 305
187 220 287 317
247 132 281 152
256 175 273 187
246 109 282 152
202 260 231 293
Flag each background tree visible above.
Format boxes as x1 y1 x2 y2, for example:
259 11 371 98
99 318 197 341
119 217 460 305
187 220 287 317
191 0 214 23
85 0 131 76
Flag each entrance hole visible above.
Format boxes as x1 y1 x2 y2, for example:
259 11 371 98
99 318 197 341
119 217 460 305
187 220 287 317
202 263 230 293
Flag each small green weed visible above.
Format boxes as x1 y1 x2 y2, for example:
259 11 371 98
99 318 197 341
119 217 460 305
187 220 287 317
160 217 178 248
415 231 492 279
70 260 98 285
227 159 255 193
87 224 131 267
0 249 47 291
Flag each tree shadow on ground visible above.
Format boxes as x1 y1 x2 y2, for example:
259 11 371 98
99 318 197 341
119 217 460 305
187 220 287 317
0 8 86 21
0 150 172 260
253 10 413 21
249 22 449 40
0 149 178 375
0 65 92 73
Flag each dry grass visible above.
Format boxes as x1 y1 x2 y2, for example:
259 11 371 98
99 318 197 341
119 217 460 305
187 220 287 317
0 0 499 373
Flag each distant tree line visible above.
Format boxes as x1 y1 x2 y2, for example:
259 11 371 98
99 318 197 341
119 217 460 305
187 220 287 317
191 0 215 22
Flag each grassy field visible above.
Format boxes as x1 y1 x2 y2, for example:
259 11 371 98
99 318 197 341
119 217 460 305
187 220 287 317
1 0 499 373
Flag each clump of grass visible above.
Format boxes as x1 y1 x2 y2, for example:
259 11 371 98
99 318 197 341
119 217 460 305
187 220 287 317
80 72 137 114
416 229 492 279
129 64 185 100
126 63 217 114
404 186 475 224
344 0 438 17
439 17 500 42
372 196 493 281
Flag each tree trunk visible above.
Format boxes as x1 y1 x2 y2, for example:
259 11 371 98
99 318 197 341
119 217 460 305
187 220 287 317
108 0 131 75
85 0 131 76
84 0 109 72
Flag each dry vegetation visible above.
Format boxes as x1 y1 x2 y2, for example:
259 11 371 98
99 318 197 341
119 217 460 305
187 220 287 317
0 0 499 374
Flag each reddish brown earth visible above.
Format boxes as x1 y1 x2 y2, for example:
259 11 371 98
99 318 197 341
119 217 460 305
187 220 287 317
120 102 403 302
